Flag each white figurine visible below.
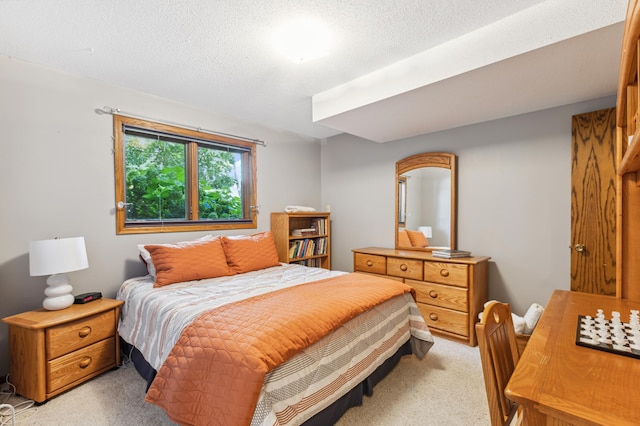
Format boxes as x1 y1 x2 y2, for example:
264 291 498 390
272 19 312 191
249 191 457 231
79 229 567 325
478 300 544 335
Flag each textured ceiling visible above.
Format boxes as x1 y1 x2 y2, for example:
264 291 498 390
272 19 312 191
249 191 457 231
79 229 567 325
0 0 628 142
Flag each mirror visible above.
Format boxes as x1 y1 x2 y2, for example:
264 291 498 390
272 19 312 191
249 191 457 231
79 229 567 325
398 176 407 226
395 152 457 250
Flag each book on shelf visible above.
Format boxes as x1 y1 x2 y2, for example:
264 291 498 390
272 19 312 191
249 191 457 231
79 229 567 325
293 258 322 268
310 218 327 235
292 228 317 236
432 249 472 258
315 237 327 255
289 238 322 259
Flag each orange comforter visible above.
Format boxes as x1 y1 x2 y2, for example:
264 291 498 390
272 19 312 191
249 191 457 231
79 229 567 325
145 272 415 426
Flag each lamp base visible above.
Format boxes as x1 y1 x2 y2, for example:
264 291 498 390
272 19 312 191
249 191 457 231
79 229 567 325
43 273 74 310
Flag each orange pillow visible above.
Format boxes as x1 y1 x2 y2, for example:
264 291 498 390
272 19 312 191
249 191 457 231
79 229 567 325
145 237 234 288
398 230 412 247
138 234 216 278
221 231 281 274
406 229 429 248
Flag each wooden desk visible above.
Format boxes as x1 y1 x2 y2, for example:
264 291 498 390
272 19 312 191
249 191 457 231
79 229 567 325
505 290 640 426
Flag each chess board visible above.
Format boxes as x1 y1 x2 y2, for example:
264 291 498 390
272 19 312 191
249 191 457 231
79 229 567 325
576 313 640 360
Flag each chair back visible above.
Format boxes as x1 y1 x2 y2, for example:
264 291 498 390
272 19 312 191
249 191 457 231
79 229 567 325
476 301 521 426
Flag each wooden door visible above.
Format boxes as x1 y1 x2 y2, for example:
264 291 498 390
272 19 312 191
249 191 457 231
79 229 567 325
570 108 616 295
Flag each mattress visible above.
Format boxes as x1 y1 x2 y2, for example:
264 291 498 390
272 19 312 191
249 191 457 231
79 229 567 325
117 263 433 425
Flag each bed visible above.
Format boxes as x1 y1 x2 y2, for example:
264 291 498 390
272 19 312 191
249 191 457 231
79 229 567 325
117 232 434 425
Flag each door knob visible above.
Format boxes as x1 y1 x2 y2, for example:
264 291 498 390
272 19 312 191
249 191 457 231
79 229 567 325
575 244 586 252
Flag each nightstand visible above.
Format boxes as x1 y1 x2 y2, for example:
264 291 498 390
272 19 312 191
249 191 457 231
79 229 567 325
2 298 123 403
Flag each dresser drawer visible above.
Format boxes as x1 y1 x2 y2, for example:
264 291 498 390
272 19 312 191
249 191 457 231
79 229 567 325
46 310 116 360
417 304 468 337
387 257 423 280
356 271 403 282
354 253 386 275
406 280 468 312
47 337 116 393
424 261 468 287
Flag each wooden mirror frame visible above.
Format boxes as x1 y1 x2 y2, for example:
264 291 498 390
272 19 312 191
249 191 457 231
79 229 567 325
395 152 457 250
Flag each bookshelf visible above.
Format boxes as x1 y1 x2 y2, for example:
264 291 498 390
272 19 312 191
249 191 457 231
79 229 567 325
270 212 331 269
616 0 640 300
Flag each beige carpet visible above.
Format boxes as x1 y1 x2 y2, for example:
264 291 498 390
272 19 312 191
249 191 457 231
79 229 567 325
1 336 490 425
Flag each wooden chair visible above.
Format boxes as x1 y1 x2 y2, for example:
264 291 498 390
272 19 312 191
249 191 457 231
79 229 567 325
476 301 521 426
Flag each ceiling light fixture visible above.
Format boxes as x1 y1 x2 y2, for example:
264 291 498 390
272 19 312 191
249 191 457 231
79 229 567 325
273 17 332 64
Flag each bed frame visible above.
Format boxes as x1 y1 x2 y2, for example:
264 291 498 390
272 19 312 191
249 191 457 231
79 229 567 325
122 338 412 425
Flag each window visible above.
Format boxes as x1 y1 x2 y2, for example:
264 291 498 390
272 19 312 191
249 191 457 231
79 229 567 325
113 115 257 234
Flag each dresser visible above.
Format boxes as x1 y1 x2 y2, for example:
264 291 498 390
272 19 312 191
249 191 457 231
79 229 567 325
353 247 490 346
2 298 123 403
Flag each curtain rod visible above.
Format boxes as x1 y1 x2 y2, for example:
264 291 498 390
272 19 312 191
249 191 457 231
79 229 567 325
94 106 267 146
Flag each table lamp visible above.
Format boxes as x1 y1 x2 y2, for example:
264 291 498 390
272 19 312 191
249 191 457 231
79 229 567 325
29 237 89 310
418 226 433 239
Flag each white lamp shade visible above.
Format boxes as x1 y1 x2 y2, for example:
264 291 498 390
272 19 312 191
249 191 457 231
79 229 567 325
29 237 89 276
418 226 433 239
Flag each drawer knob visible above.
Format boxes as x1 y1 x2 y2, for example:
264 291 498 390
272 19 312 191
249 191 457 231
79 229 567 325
428 290 438 299
78 326 92 338
400 263 408 271
366 260 373 267
79 356 92 369
439 269 449 277
429 313 439 321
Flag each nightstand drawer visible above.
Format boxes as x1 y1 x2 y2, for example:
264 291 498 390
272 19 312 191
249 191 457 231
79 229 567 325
47 337 116 393
354 253 386 275
46 310 116 360
424 262 468 287
417 304 468 337
406 280 468 312
387 257 423 280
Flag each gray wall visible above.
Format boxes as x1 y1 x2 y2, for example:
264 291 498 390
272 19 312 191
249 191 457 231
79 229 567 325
321 96 616 317
0 56 322 375
0 52 618 377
